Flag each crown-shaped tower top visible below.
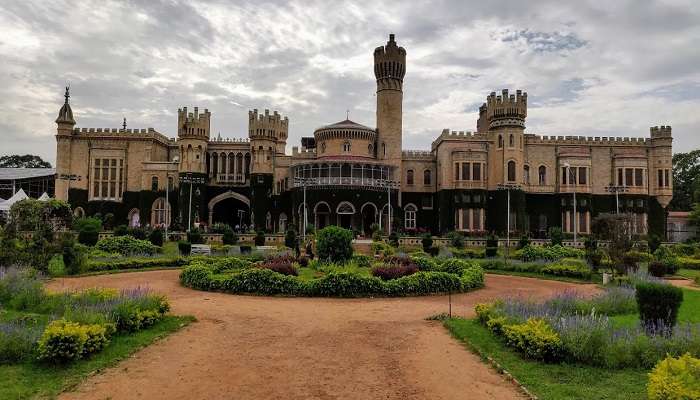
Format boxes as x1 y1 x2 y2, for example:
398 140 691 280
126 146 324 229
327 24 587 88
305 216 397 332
248 108 289 141
650 125 672 138
374 34 406 91
177 106 210 138
483 89 527 130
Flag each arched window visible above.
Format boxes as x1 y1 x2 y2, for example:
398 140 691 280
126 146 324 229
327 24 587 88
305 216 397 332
507 161 516 182
343 141 351 152
321 142 326 153
336 201 355 214
498 135 503 148
368 143 374 155
423 169 431 185
151 176 159 191
151 197 171 227
406 169 414 185
266 212 272 231
524 165 530 184
509 134 514 147
404 204 417 229
538 166 547 185
278 213 287 233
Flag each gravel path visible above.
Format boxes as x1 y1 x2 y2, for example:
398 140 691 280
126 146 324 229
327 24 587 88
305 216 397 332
47 270 597 400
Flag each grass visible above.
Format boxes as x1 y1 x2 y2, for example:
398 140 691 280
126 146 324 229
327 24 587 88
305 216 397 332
676 268 700 281
445 318 648 400
611 287 700 328
0 315 195 400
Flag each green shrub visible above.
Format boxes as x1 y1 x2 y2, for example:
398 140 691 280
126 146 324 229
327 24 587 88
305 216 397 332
222 229 238 245
388 231 399 247
439 258 477 275
671 243 698 257
460 265 485 289
316 226 353 263
187 229 204 244
36 320 109 363
647 353 700 400
540 259 592 279
516 244 585 262
74 217 102 246
502 318 563 362
411 256 438 271
178 241 191 256
648 261 667 277
95 235 159 256
310 272 384 297
284 229 297 249
254 230 266 246
679 257 700 270
485 247 498 258
85 256 187 272
219 268 304 296
548 227 563 246
179 264 212 290
113 296 169 332
421 233 433 253
517 235 530 249
383 271 461 296
113 225 128 236
62 239 86 275
149 228 164 247
648 234 662 253
635 282 684 330
446 231 465 249
351 254 372 269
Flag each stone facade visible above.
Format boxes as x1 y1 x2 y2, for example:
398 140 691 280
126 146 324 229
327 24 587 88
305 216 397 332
54 34 674 237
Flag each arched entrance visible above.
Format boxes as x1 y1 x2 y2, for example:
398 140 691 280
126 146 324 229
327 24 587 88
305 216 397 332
208 191 251 228
314 202 330 229
360 202 377 236
336 201 355 230
127 208 140 227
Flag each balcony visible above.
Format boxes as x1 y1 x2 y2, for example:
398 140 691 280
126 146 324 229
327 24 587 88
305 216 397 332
292 161 399 190
453 181 487 190
559 184 592 194
216 174 248 185
525 184 556 194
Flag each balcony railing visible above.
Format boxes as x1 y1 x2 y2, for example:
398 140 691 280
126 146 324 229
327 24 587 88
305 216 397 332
559 184 593 194
453 181 487 190
216 174 247 185
293 176 399 190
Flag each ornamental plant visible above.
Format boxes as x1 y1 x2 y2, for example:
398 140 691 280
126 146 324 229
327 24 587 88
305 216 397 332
421 233 433 253
316 226 353 263
74 217 102 246
647 353 700 400
371 263 418 280
254 230 266 246
95 235 159 256
635 282 684 331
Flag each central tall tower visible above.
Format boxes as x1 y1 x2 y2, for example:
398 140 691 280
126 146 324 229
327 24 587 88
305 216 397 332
374 34 406 178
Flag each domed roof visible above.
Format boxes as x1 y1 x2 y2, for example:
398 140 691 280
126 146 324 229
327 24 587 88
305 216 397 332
316 119 374 132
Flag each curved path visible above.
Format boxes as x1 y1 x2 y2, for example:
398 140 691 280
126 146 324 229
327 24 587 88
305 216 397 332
48 271 597 400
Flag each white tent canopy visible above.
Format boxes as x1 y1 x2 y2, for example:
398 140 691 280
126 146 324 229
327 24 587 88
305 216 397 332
0 188 29 212
38 192 50 201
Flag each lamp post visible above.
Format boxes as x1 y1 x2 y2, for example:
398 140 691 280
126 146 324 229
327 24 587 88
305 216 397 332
294 176 310 244
164 156 179 243
605 185 629 214
496 183 521 265
564 163 577 246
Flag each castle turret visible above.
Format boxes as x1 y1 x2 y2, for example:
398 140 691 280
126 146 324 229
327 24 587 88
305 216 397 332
481 89 528 187
374 34 405 180
649 125 673 208
177 106 210 174
55 86 76 201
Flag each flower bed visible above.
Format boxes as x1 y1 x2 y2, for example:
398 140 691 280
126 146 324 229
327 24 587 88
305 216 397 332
0 267 170 364
474 283 700 369
180 255 485 297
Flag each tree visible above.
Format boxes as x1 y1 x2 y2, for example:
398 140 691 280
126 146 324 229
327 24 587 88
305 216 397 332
670 150 700 211
0 154 52 168
316 226 353 262
592 213 633 275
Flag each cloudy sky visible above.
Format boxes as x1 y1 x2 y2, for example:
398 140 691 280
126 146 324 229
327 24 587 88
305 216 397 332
1 0 699 165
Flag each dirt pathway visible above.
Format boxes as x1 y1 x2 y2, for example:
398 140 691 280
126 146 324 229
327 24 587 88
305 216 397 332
48 271 597 400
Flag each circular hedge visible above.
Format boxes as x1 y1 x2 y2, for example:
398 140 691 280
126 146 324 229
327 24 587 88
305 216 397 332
179 257 485 298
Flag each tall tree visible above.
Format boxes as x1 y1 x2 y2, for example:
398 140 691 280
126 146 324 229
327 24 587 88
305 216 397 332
0 154 52 168
670 150 700 211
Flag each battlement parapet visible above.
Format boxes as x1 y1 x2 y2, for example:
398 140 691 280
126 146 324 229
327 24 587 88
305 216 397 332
483 89 527 129
650 125 672 138
209 137 250 143
431 129 488 150
525 134 650 146
402 150 434 160
248 108 289 141
177 106 210 124
72 127 171 143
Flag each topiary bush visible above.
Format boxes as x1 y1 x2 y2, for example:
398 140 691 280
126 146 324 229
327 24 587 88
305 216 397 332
518 234 530 250
446 231 465 249
284 229 297 249
648 261 667 278
421 233 433 253
647 353 700 400
635 282 684 330
254 230 266 246
548 227 563 246
222 229 238 245
149 228 164 247
187 229 204 244
95 235 159 256
316 226 353 263
502 318 563 362
74 217 102 246
440 258 477 275
371 263 418 280
178 241 191 256
36 320 109 363
62 239 86 275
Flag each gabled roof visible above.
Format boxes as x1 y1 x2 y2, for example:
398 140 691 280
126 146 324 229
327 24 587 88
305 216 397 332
318 119 374 131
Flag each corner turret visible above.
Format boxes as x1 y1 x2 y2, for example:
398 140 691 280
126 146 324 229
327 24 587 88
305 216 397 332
479 89 527 130
55 86 76 133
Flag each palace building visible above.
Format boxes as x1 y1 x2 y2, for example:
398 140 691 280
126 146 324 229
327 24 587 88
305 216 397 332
54 34 673 237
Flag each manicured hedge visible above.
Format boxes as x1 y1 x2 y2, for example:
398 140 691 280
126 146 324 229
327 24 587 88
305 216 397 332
179 259 485 298
478 258 592 279
86 256 188 272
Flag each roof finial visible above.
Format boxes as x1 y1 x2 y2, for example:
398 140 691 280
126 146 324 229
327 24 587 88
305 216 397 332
122 117 127 131
64 85 70 105
346 109 349 120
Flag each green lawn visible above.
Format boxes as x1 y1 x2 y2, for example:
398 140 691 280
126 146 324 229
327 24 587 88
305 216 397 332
611 287 700 328
676 268 700 281
445 318 648 400
0 315 194 400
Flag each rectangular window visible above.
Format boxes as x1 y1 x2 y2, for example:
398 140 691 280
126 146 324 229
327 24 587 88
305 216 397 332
635 168 643 186
462 209 471 230
578 167 587 185
473 209 482 231
579 212 587 233
664 170 670 187
462 163 471 181
473 163 481 181
658 169 663 188
421 196 433 209
625 168 633 186
562 167 567 185
569 212 575 234
618 168 623 186
454 163 460 181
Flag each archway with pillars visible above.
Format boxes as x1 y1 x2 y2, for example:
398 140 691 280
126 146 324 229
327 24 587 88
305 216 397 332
208 191 251 228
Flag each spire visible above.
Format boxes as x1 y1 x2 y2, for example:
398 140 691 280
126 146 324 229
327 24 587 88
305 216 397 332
55 85 75 125
122 117 127 131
